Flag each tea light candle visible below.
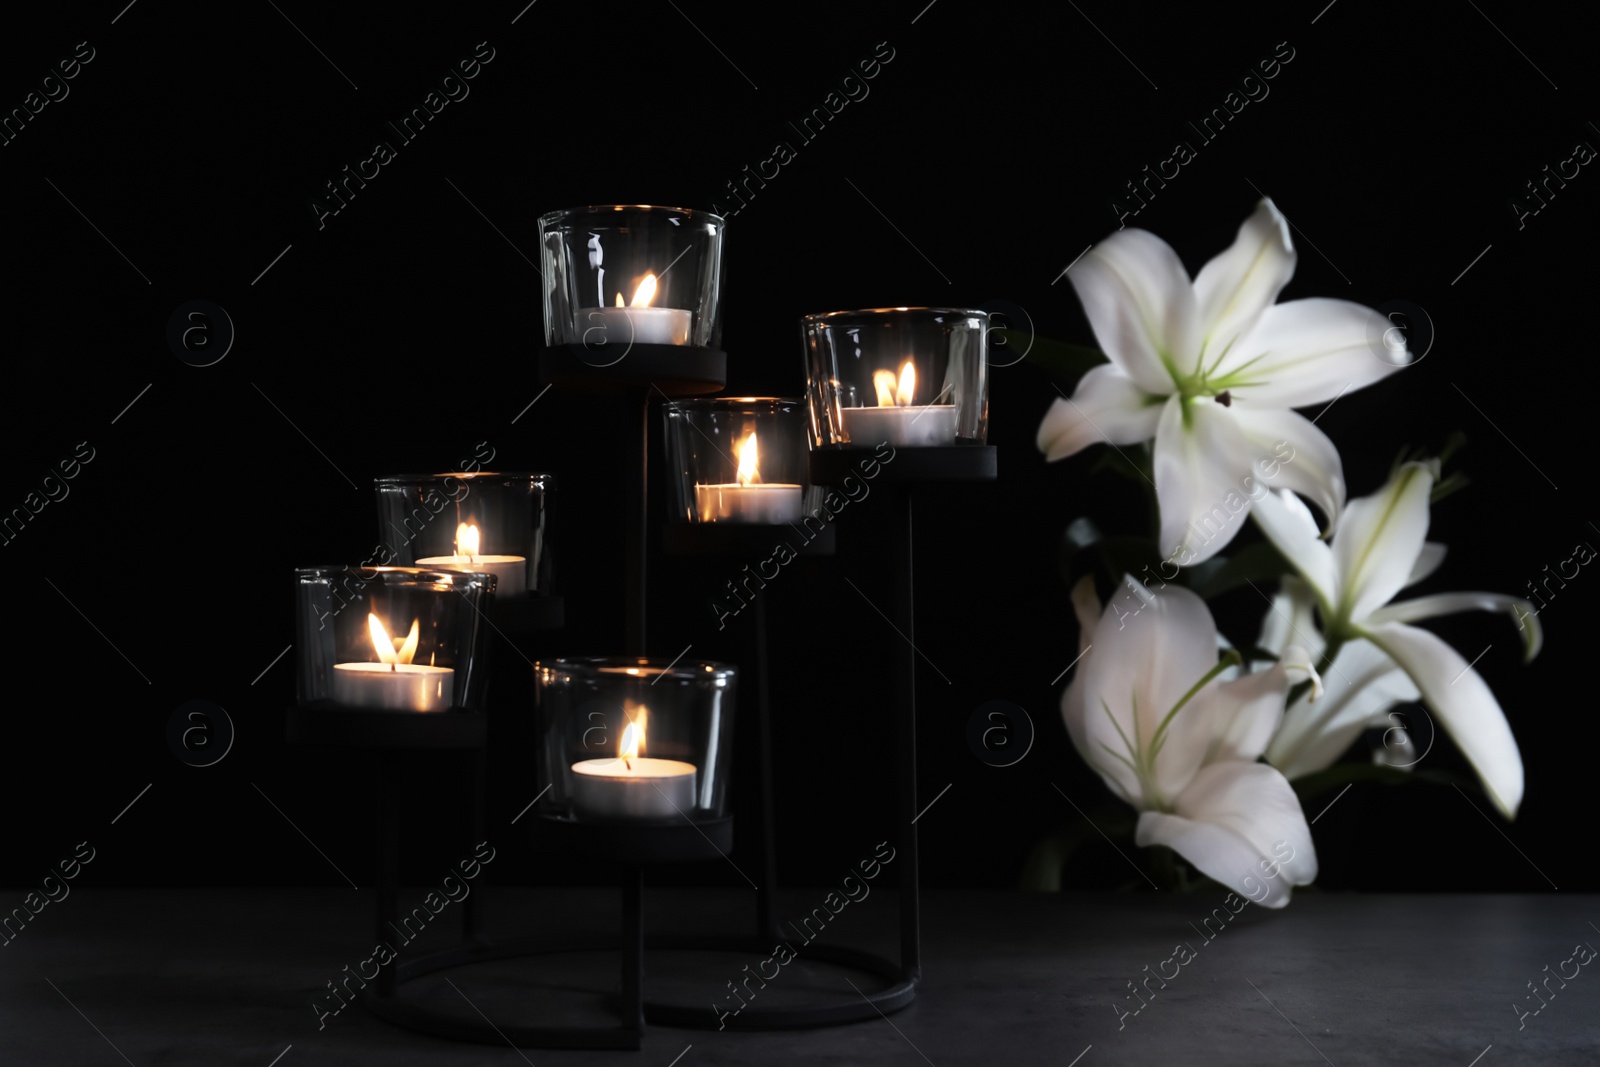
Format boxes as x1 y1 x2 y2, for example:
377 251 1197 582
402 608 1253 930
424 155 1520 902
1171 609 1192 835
332 614 455 712
695 483 802 523
570 718 697 820
416 523 526 594
693 429 802 523
576 272 691 347
838 359 958 447
333 662 454 711
839 404 957 447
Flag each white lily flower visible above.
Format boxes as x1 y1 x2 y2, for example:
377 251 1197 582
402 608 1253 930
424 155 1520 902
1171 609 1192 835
1038 198 1410 565
1255 576 1422 780
1251 462 1543 818
1062 576 1321 907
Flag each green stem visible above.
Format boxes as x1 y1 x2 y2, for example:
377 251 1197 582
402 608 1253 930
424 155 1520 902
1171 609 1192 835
1149 650 1243 756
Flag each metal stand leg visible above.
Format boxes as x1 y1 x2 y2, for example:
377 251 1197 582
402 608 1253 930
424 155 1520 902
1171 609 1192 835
376 750 401 998
463 747 486 942
624 392 649 657
891 483 921 986
754 593 779 940
622 865 644 1040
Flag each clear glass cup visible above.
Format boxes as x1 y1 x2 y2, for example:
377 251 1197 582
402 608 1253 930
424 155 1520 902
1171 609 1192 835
802 307 990 447
539 205 726 350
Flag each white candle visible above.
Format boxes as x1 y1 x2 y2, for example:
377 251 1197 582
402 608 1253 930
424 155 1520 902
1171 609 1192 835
331 612 455 711
416 554 527 593
838 360 957 446
695 483 802 523
571 756 698 819
569 713 697 819
333 662 454 711
839 404 957 447
575 272 690 346
693 428 801 523
576 306 692 346
417 522 528 594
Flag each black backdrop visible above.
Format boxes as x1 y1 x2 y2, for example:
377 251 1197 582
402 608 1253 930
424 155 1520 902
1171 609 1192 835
2 0 1593 895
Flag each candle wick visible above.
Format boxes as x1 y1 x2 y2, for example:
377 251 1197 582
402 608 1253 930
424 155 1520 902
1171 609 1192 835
624 758 632 771
389 662 396 672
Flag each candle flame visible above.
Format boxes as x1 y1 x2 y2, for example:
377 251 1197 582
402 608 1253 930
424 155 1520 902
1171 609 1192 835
454 522 480 561
735 431 761 486
619 720 643 760
367 613 421 666
872 369 897 407
872 361 918 407
615 292 624 307
896 360 916 406
631 273 658 308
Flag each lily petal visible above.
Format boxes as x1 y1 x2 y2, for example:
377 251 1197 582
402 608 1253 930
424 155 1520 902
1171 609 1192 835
1405 542 1448 588
1205 645 1317 764
1068 229 1199 395
1362 621 1524 819
1037 365 1165 462
1192 198 1296 378
1061 576 1102 768
1135 762 1318 909
1334 462 1434 623
1081 581 1220 805
1228 404 1346 530
1251 489 1339 612
1368 592 1543 663
1256 576 1323 663
1152 397 1254 564
1265 641 1419 779
1217 298 1408 408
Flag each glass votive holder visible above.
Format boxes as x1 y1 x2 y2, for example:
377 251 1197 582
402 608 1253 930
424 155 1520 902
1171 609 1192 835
662 398 820 524
538 205 725 349
536 657 737 822
295 566 493 713
372 472 554 596
802 307 991 447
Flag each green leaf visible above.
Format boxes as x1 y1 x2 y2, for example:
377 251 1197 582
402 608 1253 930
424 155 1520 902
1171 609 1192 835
1013 331 1108 387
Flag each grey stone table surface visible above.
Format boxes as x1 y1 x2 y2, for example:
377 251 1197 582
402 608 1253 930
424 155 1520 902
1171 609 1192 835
1 887 1595 1065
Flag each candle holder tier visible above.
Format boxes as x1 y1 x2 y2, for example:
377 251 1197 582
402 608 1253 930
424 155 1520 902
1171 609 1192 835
374 472 554 598
538 342 727 397
539 205 725 350
295 565 494 715
802 307 990 448
810 443 997 484
664 397 822 527
535 657 737 831
287 568 495 1011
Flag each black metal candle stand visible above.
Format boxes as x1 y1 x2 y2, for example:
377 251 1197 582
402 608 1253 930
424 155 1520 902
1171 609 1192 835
538 343 727 397
660 521 836 558
283 703 490 1003
645 519 922 1029
285 586 572 1045
806 443 998 1005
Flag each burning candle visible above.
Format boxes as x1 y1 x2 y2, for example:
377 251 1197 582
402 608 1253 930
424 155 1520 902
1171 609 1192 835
694 429 803 523
838 360 957 447
417 523 527 594
570 707 697 820
332 614 454 712
576 273 692 347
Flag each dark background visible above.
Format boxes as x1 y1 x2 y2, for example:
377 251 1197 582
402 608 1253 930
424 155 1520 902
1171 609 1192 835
1 0 1591 896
